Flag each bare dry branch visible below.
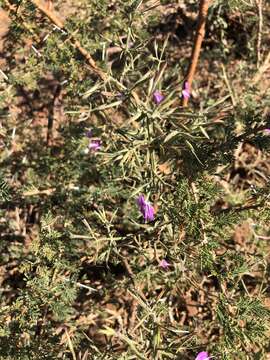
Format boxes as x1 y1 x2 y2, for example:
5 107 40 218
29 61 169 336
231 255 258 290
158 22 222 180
181 0 211 107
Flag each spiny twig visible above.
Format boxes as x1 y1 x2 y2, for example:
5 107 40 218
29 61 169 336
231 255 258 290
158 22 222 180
221 63 236 107
181 0 211 107
30 0 107 81
6 0 141 104
191 181 207 244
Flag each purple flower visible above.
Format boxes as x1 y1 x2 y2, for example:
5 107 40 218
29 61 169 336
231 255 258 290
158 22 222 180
85 130 92 138
159 259 170 269
264 128 270 135
89 139 101 151
195 352 210 360
85 130 101 151
182 81 190 100
137 195 155 222
153 90 164 105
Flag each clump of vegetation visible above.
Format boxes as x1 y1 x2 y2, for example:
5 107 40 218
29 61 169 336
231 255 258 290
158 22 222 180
0 0 270 359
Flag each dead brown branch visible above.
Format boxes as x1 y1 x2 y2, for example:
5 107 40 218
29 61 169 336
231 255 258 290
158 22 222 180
181 0 211 107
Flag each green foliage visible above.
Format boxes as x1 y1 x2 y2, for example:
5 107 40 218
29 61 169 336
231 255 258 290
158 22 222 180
0 177 10 201
0 0 269 359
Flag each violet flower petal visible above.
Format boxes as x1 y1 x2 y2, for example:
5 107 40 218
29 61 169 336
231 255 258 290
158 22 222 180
89 139 101 151
85 130 92 138
182 89 190 99
137 194 146 214
159 259 170 269
136 195 155 222
153 90 164 105
195 352 210 360
182 81 190 100
144 202 155 221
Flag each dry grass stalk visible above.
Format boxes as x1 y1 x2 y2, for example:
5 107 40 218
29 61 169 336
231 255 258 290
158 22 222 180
255 0 263 69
